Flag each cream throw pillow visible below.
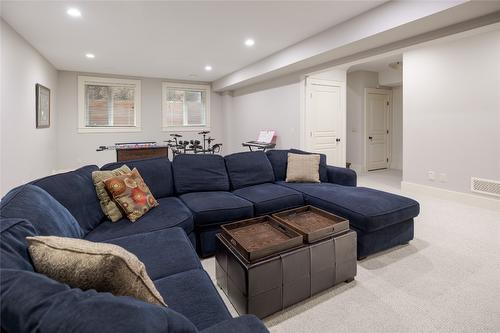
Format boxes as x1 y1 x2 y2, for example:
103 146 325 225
286 153 321 183
92 165 131 222
27 236 166 306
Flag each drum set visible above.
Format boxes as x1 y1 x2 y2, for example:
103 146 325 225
165 131 222 156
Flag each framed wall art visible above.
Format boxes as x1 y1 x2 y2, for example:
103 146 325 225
36 83 50 128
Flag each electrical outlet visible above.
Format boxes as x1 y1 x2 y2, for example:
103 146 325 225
439 173 447 182
428 171 435 181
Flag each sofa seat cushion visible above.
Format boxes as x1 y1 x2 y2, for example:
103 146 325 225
173 154 230 194
224 151 275 190
31 165 104 234
277 182 419 232
154 269 231 330
106 228 201 280
0 185 83 238
179 191 253 226
232 183 304 216
84 197 193 242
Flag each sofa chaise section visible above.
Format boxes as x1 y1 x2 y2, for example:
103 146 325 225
266 148 418 258
279 182 420 258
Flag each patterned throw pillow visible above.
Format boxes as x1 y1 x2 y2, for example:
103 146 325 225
104 168 158 222
92 165 131 222
286 153 321 183
27 236 166 306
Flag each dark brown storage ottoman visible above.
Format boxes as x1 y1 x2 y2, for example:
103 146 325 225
215 216 357 318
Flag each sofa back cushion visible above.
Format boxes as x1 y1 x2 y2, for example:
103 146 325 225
266 149 290 181
0 218 37 271
31 165 103 234
289 149 328 182
173 154 230 194
101 157 174 199
0 185 83 239
224 151 275 190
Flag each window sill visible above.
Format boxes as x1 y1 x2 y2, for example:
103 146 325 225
161 126 211 132
78 127 142 133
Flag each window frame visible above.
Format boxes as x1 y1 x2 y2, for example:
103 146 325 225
77 75 142 133
161 81 211 132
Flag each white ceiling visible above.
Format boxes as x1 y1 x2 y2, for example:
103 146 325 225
1 1 386 81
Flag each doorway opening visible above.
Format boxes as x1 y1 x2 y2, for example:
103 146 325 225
344 54 403 178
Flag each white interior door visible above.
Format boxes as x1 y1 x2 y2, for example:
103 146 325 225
366 89 391 171
305 78 345 167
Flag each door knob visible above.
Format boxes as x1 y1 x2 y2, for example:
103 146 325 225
336 138 341 143
369 136 373 140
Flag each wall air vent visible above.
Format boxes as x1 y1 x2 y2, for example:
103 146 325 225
470 177 500 197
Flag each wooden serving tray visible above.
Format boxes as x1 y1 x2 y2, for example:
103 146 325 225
220 216 303 262
272 206 349 243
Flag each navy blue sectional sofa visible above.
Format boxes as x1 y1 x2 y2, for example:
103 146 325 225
0 149 419 332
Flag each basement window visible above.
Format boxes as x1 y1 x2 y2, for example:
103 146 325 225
162 82 210 131
78 76 141 133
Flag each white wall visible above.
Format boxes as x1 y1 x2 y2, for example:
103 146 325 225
379 67 402 86
223 68 346 155
0 19 58 195
403 28 500 195
346 71 379 171
309 69 346 82
224 74 302 154
391 86 403 170
56 71 224 170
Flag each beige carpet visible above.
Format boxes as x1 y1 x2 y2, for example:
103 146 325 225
202 170 500 332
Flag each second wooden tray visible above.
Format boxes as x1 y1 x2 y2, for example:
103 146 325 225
272 205 349 243
220 215 303 262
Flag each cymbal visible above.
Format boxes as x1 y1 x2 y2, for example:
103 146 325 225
170 133 182 137
198 131 210 135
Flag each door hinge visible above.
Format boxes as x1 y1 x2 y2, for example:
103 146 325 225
387 129 389 134
386 101 390 106
386 157 389 162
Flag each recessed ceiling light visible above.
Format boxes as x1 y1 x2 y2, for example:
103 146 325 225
67 8 81 17
204 65 212 71
85 53 95 59
244 38 255 47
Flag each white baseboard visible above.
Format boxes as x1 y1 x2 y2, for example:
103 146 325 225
401 181 500 212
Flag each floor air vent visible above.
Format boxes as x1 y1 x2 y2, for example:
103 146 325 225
471 177 500 197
